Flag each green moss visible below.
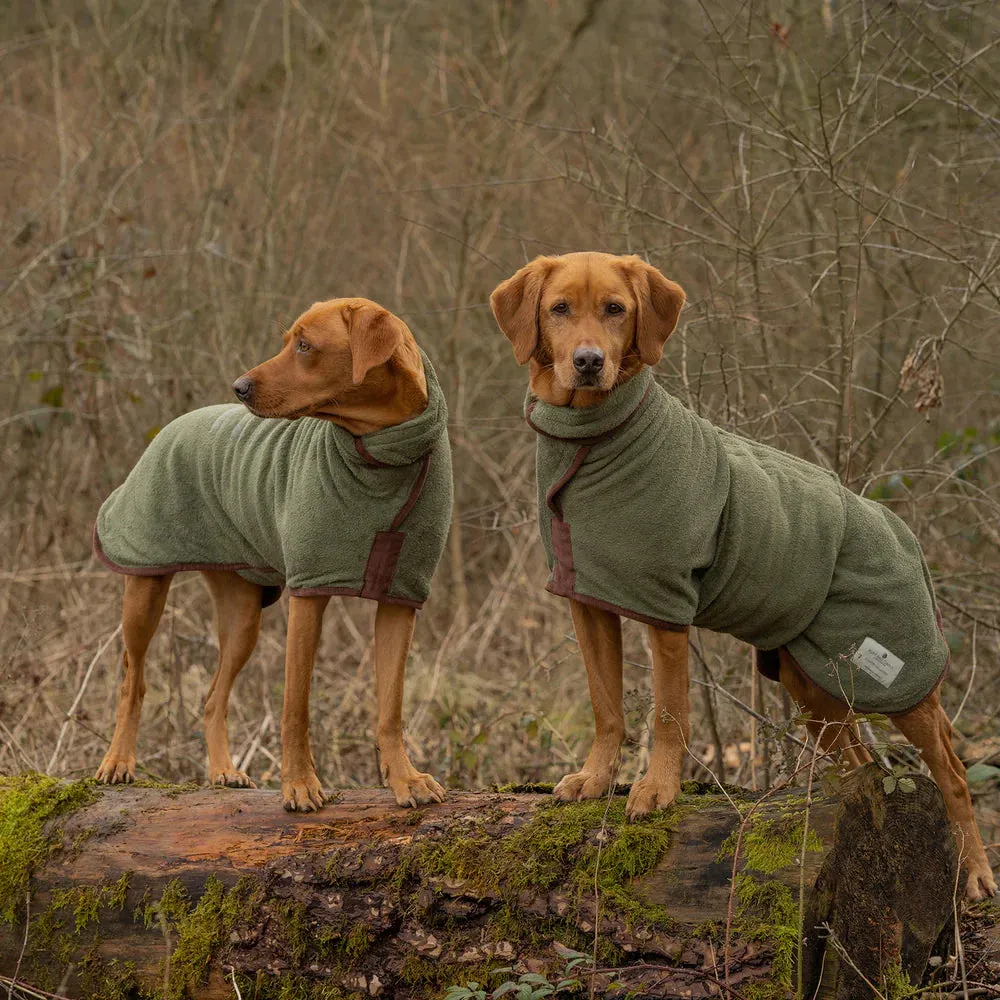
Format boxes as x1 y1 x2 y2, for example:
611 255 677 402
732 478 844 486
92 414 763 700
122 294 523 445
714 805 824 995
401 797 683 943
143 877 190 930
137 874 267 998
733 874 798 995
78 955 141 1000
492 781 557 794
718 814 823 875
280 899 311 964
51 873 131 933
399 955 493 993
345 922 374 959
882 959 917 999
233 972 351 999
0 773 97 923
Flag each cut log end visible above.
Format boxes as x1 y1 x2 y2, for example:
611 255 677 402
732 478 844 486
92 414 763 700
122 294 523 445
0 767 991 999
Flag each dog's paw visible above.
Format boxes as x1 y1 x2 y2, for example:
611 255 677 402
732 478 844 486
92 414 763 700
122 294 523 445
553 768 612 802
282 772 325 812
210 768 256 789
626 774 680 820
95 753 136 785
388 769 445 809
966 864 998 902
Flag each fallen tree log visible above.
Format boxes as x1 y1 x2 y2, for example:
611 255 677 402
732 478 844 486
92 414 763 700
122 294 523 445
0 766 978 999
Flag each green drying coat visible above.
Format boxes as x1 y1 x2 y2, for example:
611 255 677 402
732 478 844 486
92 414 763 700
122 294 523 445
95 353 453 610
527 367 949 714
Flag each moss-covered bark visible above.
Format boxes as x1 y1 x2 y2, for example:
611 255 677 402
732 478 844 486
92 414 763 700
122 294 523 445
0 770 981 999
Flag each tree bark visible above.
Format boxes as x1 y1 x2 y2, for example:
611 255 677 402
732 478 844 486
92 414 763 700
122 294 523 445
0 766 975 999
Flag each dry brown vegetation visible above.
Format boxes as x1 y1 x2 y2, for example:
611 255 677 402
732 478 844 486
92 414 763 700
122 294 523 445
1 0 999 861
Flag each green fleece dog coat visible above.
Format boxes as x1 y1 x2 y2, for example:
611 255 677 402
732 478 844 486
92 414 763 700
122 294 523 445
95 353 453 609
527 367 949 714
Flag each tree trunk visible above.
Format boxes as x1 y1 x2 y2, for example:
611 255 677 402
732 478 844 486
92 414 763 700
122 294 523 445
0 766 973 999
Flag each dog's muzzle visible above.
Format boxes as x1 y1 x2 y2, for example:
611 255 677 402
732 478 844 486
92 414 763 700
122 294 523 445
572 347 605 385
232 376 254 403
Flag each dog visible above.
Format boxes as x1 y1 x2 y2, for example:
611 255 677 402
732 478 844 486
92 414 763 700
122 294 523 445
491 251 997 901
92 297 452 812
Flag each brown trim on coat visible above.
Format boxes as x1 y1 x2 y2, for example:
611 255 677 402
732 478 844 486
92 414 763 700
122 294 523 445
546 581 689 633
93 522 277 579
354 436 391 467
545 445 591 518
550 518 575 593
391 452 433 530
94 523 284 609
361 530 406 600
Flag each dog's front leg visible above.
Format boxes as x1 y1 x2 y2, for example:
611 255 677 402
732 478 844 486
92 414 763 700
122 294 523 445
281 594 329 812
373 603 444 807
627 625 690 819
554 600 625 802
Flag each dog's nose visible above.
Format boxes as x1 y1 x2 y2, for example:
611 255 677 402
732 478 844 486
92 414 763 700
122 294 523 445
573 347 605 375
232 376 253 402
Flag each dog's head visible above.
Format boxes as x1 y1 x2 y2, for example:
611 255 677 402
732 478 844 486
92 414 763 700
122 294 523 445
232 298 426 429
490 252 685 405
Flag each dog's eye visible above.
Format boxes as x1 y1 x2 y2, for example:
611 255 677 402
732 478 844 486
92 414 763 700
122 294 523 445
606 302 624 315
296 340 312 353
551 302 569 314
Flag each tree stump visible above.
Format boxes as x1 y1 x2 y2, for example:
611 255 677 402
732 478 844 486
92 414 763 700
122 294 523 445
0 766 969 999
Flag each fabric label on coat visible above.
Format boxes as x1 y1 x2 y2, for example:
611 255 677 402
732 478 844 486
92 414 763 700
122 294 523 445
852 637 904 688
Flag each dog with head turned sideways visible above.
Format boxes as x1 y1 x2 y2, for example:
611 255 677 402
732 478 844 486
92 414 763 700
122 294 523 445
93 298 452 812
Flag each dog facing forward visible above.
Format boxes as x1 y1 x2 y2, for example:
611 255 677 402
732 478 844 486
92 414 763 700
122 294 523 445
93 298 452 812
491 251 996 901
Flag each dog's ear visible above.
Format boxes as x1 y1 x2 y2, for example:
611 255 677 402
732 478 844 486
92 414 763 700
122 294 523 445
623 257 686 367
490 257 555 365
344 303 409 385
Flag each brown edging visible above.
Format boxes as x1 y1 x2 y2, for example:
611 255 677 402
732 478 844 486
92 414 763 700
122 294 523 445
545 445 591 518
391 452 433 530
93 524 424 609
546 581 689 633
354 437 391 467
93 523 276 578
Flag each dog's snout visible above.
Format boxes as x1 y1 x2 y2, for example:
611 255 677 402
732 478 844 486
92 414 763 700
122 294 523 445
232 376 254 402
572 347 605 376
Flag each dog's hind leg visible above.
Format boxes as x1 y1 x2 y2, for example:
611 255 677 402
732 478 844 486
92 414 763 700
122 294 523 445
373 603 444 807
95 573 173 784
554 600 625 803
201 570 263 789
779 650 872 767
893 693 997 901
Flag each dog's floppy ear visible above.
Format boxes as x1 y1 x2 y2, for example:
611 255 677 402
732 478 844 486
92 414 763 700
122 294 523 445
344 302 409 385
490 257 554 365
623 257 686 367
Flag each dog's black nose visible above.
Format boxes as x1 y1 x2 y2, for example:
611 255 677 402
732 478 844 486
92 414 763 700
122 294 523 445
232 376 253 402
573 347 605 375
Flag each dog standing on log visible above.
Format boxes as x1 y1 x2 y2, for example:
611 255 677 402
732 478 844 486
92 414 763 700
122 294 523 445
92 298 452 812
491 251 996 900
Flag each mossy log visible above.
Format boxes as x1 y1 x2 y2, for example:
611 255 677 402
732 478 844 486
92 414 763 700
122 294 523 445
0 766 965 999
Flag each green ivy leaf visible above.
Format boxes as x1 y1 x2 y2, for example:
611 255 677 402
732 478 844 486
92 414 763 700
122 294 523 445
883 775 897 794
897 777 916 794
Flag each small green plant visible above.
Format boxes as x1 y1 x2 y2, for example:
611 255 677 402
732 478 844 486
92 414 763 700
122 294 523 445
444 947 590 999
881 766 916 795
